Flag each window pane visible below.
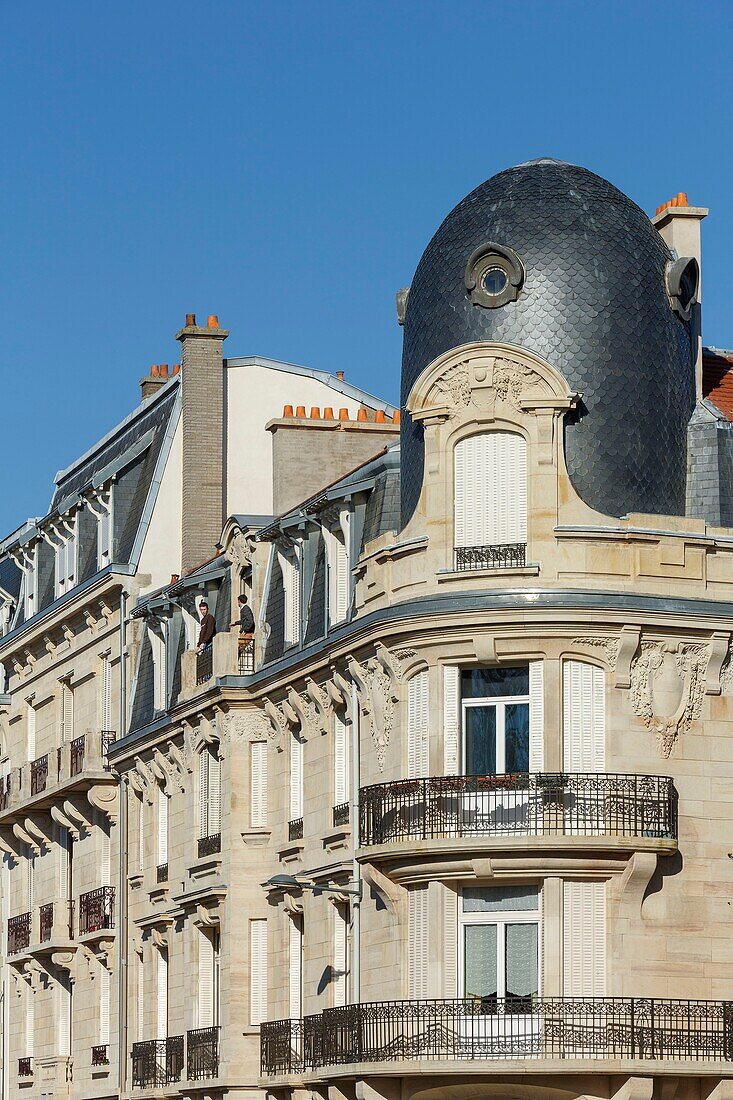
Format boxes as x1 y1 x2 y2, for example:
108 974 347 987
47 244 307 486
462 666 529 698
506 923 538 1000
464 707 496 775
505 703 530 772
464 924 497 1000
463 885 539 913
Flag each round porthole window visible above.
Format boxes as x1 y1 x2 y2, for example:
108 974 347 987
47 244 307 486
465 242 524 308
481 266 509 297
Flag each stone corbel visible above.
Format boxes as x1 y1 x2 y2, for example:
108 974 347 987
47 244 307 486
168 743 187 777
306 679 332 729
24 958 46 990
94 939 115 966
282 891 304 916
125 771 146 797
705 632 731 695
614 625 641 689
151 927 169 950
24 816 51 852
63 796 93 832
195 903 220 929
328 670 354 723
519 396 578 465
287 688 309 739
0 826 20 860
282 697 300 729
52 950 77 980
153 748 184 794
50 805 80 841
361 863 404 921
262 699 287 752
617 851 658 922
87 784 118 824
135 759 156 804
13 821 40 856
612 1077 654 1100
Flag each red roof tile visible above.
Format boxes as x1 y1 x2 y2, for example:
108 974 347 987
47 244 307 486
703 348 733 420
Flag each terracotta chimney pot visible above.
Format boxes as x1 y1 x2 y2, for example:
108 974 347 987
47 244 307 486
151 365 160 376
173 364 181 375
323 407 334 419
283 404 294 417
375 409 386 423
393 409 401 424
295 405 306 418
357 408 368 422
207 314 219 328
160 364 169 376
310 406 320 419
339 408 349 420
185 313 196 326
336 370 345 380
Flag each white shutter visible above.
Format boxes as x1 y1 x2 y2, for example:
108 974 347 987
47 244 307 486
408 885 429 998
563 880 606 995
198 751 209 838
198 931 215 1027
62 682 73 742
58 976 71 1057
281 552 301 646
443 666 460 774
138 796 145 870
27 703 36 762
333 713 349 806
335 538 349 623
99 964 111 1045
250 742 268 829
101 826 111 887
407 670 429 779
443 884 458 997
58 827 69 899
137 953 145 1042
563 660 606 772
529 660 544 772
290 734 303 821
27 851 34 911
454 433 527 550
101 655 112 730
157 788 168 865
25 982 34 1056
156 949 168 1038
333 905 348 1007
209 751 221 834
250 919 268 1025
288 916 303 1019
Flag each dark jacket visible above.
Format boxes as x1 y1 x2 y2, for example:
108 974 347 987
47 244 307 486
197 612 217 648
238 604 255 634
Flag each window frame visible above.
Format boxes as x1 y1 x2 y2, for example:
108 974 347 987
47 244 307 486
461 667 530 776
458 885 541 1003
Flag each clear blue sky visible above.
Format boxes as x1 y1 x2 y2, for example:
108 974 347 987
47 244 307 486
1 0 731 535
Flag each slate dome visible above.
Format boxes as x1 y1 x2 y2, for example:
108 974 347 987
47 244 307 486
400 159 695 525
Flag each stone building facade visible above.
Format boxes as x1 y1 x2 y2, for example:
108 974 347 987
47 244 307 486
2 158 733 1100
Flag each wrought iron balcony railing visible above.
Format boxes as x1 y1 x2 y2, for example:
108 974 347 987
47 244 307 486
30 753 49 795
288 817 304 841
238 637 255 674
196 647 214 685
359 772 677 847
39 903 53 943
18 1058 32 1078
8 912 31 954
156 863 168 884
101 731 116 767
70 735 86 776
262 997 733 1074
187 1026 220 1080
131 1036 184 1088
333 802 350 827
454 542 526 571
91 1044 110 1066
78 886 115 935
0 772 12 811
198 833 221 858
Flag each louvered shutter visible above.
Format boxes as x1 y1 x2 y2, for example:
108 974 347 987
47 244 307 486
27 851 34 911
59 827 69 898
563 661 605 772
199 931 214 1027
250 919 268 1025
26 982 34 1055
408 886 429 998
27 704 35 762
282 553 301 646
407 670 429 779
250 742 268 829
333 713 349 806
101 655 111 730
529 660 544 772
289 916 303 1019
443 666 460 774
138 796 145 870
563 880 606 995
443 884 458 997
335 538 349 623
58 976 71 1056
101 826 111 887
99 964 110 1045
199 751 209 838
209 751 221 834
137 953 145 1042
290 734 303 821
62 683 73 742
454 433 527 550
454 440 467 547
333 906 347 1007
157 788 168 865
156 949 168 1038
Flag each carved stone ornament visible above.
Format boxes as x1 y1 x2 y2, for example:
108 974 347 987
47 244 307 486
571 636 620 670
220 710 271 746
348 646 416 772
225 529 254 570
433 363 471 414
629 640 709 757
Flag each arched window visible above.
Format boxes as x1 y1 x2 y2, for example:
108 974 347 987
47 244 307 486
454 431 527 570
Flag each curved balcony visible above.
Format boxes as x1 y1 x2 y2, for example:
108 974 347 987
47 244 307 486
262 997 733 1076
357 773 677 873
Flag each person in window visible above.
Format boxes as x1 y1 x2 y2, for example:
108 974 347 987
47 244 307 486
232 593 255 636
196 600 217 654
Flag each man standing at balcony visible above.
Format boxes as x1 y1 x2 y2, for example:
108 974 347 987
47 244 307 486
196 600 217 654
232 593 255 636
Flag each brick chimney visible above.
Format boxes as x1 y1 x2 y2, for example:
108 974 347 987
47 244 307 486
175 313 229 572
139 363 179 401
652 194 708 400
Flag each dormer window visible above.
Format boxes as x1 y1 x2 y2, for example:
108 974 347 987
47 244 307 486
454 431 527 571
53 517 77 597
97 491 113 568
278 544 301 648
22 545 37 620
323 510 352 628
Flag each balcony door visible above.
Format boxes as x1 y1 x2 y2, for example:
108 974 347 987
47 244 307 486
459 885 540 1050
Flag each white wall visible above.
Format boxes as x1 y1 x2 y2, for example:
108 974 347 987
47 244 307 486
138 415 183 588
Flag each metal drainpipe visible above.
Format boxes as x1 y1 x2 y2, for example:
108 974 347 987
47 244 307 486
2 852 9 1100
118 589 128 1092
350 681 360 1005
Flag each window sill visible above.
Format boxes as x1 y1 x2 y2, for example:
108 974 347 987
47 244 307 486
277 839 304 864
241 827 270 847
436 563 540 583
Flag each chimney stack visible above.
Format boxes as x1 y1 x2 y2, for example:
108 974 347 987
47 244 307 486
652 195 708 400
139 363 178 402
175 312 229 572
